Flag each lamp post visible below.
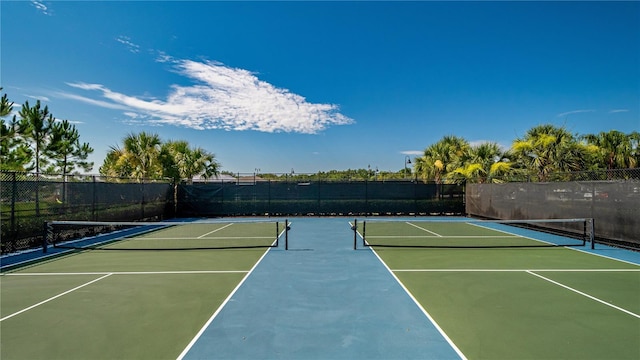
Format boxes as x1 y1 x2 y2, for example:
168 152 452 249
254 168 260 185
404 156 412 180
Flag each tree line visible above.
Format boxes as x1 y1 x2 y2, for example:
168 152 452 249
1 88 94 175
99 132 219 183
414 126 639 184
254 126 639 183
2 88 638 183
1 89 218 183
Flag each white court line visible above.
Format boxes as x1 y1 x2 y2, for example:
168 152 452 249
366 235 518 239
392 269 640 272
569 247 640 267
466 222 559 246
197 223 234 238
3 270 248 276
406 221 443 237
0 273 113 322
135 236 272 240
368 248 467 360
526 270 640 319
176 244 275 360
467 222 640 267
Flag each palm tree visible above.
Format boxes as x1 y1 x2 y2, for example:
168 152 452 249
415 135 470 183
583 130 638 170
160 140 220 183
99 132 162 180
510 124 586 181
452 142 511 183
100 134 220 183
631 131 640 167
100 146 132 179
122 132 162 180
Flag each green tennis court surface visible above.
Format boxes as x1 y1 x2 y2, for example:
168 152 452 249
1 218 638 360
364 219 639 359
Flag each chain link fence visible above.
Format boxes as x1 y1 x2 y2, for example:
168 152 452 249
0 171 173 254
178 180 464 217
486 168 640 183
467 168 640 248
4 168 637 254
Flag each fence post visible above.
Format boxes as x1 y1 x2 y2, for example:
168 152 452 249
35 172 41 218
268 180 271 216
42 221 48 253
92 175 97 221
11 172 17 244
141 178 145 219
413 180 417 215
365 180 369 216
590 218 596 249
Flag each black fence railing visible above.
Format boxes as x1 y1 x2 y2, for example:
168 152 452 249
177 180 465 217
485 168 640 183
466 178 640 249
0 172 173 254
4 168 637 254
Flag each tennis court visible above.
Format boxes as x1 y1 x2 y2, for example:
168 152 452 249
358 219 640 359
1 217 638 359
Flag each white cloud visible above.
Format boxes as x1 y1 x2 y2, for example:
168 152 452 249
58 86 132 111
609 109 629 113
401 150 423 156
115 36 140 53
123 112 143 119
53 118 83 124
25 94 50 102
556 109 596 118
31 1 52 16
63 59 354 134
155 51 174 63
468 140 490 148
468 140 510 152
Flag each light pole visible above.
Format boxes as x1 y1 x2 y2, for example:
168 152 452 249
254 168 260 184
404 156 412 180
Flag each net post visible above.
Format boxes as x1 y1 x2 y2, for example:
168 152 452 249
285 219 289 250
362 220 366 247
352 219 357 250
276 221 279 248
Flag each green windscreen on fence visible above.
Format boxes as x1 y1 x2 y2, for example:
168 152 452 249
177 180 464 217
466 180 639 247
0 172 173 254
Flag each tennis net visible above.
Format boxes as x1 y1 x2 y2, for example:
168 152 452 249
353 218 594 249
45 219 289 251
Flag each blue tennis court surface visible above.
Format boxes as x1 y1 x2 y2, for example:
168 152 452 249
179 218 463 359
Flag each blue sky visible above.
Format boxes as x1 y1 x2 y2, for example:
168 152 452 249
2 1 638 174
